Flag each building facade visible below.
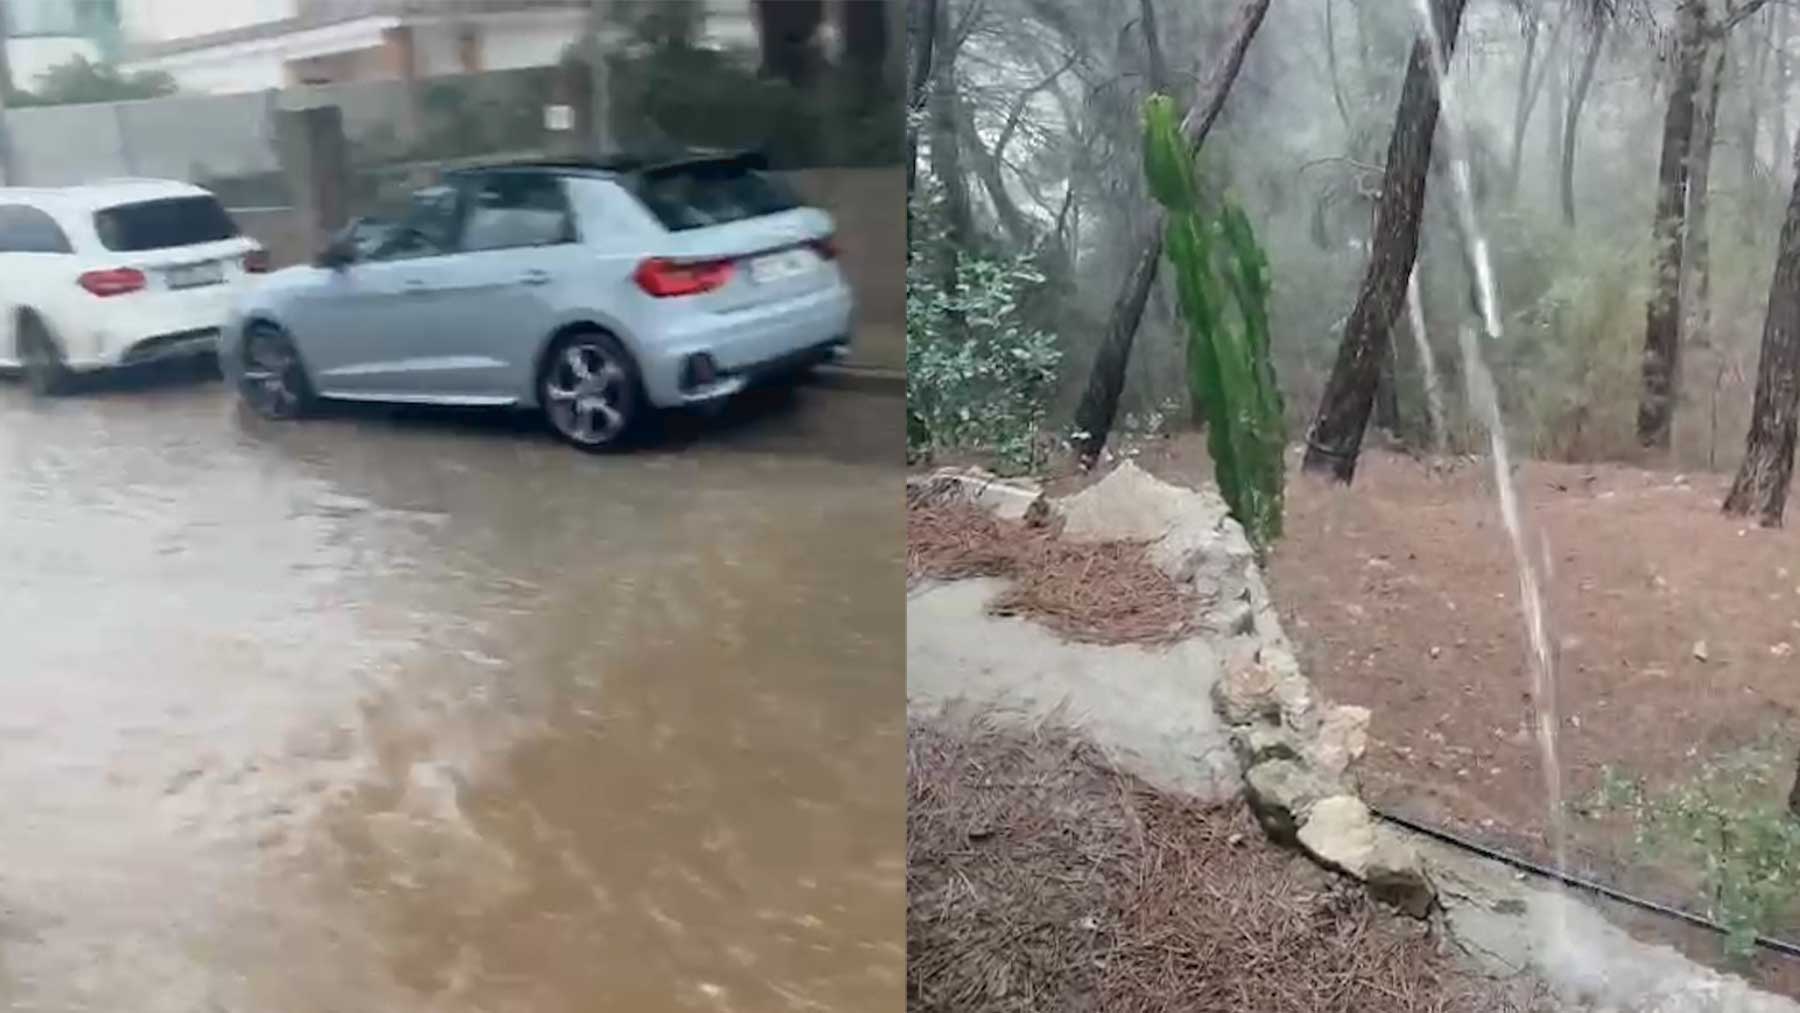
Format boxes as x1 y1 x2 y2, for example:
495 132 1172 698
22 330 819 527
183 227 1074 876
115 0 759 95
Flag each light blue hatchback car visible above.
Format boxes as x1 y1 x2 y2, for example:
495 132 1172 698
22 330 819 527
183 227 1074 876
221 153 854 450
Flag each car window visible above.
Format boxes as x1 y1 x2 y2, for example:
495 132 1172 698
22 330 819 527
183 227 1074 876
630 161 800 232
365 186 461 262
93 195 238 252
0 204 75 253
457 172 575 252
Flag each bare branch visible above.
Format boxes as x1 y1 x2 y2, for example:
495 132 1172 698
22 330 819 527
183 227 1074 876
1717 0 1779 36
1176 0 1276 148
994 50 1080 166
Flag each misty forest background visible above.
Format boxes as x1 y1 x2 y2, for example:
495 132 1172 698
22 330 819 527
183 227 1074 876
905 0 1800 526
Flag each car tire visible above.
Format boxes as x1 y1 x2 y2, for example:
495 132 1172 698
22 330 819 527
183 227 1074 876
238 321 316 420
18 313 71 398
538 330 643 452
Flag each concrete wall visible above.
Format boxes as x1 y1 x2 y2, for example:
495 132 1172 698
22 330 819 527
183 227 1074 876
4 90 278 185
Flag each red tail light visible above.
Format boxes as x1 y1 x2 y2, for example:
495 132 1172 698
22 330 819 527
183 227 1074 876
77 267 147 297
243 248 272 274
809 235 839 260
633 257 734 298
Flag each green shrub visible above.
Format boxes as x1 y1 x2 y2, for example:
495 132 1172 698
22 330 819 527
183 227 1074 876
906 195 1061 473
1581 750 1800 958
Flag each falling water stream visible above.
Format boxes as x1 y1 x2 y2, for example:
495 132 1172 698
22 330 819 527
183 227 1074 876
1405 268 1448 450
1408 0 1569 935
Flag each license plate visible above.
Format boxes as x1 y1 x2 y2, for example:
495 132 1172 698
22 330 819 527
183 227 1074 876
164 261 224 289
748 249 815 285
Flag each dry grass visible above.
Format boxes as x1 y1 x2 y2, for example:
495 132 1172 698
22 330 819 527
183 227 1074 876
906 490 1203 645
907 715 1553 1013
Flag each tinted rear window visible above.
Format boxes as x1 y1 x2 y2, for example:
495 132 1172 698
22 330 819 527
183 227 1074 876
631 164 800 232
93 196 239 252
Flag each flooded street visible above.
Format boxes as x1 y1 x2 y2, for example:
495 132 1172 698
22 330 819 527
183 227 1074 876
0 371 903 1012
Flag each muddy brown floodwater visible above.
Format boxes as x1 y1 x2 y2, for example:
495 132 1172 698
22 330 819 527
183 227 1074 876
0 369 903 1012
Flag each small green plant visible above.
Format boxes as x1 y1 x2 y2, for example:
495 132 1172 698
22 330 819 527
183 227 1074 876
905 194 1061 473
1141 95 1286 547
1580 752 1800 958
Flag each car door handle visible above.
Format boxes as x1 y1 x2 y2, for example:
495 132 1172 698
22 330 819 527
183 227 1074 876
402 278 428 293
520 269 551 287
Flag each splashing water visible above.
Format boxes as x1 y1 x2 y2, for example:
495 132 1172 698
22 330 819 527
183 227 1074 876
1409 0 1567 932
1406 268 1447 451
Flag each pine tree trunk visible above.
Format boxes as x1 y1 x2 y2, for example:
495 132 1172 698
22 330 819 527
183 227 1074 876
1740 24 1765 243
1787 750 1800 817
1302 0 1470 483
1507 8 1542 196
927 0 971 246
1779 5 1791 177
904 0 937 199
1070 0 1273 466
1545 34 1565 187
1562 21 1604 227
1636 0 1707 452
1684 44 1726 358
1724 130 1800 527
1375 339 1402 435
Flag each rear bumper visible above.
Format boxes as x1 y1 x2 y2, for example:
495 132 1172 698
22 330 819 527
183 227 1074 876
634 283 855 407
63 285 242 370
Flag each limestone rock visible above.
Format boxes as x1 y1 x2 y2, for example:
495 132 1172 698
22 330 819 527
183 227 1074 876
1205 595 1257 637
1274 673 1318 732
1311 705 1372 779
1235 725 1302 766
1259 644 1303 682
1296 796 1435 918
1055 461 1253 602
1364 829 1435 918
1213 663 1281 725
1297 795 1377 873
1244 759 1335 842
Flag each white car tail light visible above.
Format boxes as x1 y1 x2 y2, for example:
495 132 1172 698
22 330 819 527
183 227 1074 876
77 267 147 297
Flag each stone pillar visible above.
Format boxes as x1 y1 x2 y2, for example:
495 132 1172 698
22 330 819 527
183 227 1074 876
381 25 418 81
275 105 351 257
458 25 483 74
381 25 423 153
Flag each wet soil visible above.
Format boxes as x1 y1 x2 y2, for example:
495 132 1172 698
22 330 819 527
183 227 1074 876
1106 434 1800 993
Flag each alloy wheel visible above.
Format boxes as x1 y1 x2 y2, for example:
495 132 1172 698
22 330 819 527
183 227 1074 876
542 338 635 448
239 325 311 419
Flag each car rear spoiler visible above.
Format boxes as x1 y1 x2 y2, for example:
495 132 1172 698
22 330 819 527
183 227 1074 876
636 150 772 180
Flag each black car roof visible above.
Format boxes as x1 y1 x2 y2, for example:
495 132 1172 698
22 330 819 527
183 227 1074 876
447 150 770 180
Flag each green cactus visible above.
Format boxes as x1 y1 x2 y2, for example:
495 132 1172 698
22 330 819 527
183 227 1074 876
1142 95 1286 547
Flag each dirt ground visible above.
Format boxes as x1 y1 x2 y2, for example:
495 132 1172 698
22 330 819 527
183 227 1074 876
1087 435 1800 988
906 714 1551 1013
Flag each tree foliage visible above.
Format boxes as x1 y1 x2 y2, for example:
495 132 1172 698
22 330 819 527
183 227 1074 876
9 56 174 108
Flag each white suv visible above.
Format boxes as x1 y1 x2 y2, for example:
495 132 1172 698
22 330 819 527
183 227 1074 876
0 179 267 394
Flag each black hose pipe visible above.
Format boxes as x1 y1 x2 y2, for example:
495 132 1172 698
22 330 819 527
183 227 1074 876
1369 804 1800 962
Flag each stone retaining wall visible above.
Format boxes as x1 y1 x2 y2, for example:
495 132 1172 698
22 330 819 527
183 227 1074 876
914 461 1435 917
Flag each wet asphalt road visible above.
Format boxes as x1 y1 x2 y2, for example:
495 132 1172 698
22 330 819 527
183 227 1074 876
0 365 903 1012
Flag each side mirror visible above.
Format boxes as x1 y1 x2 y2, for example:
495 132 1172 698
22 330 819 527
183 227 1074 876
315 234 355 270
